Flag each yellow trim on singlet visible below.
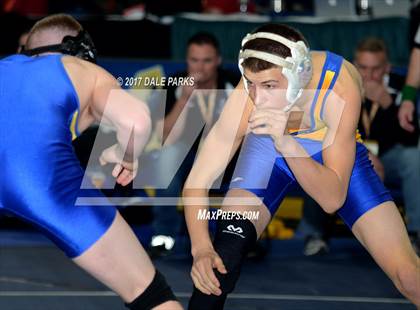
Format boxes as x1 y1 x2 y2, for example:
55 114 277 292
355 129 363 143
293 127 328 141
291 70 335 142
291 68 362 143
292 127 363 143
313 70 335 127
70 110 79 141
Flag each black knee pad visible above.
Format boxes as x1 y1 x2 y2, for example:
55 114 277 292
213 217 257 294
188 217 257 310
125 269 177 310
188 289 227 310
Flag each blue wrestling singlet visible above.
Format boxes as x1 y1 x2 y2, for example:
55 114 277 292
0 54 116 257
230 51 393 228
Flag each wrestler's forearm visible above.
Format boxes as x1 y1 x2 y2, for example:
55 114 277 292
280 137 347 213
115 114 152 160
288 158 346 212
183 188 214 256
96 84 153 160
163 97 188 141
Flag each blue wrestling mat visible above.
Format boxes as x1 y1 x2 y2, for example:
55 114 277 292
0 229 414 310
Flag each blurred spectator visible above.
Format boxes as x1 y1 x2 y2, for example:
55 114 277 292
354 37 419 252
399 24 420 133
355 38 419 151
146 31 239 256
409 0 420 49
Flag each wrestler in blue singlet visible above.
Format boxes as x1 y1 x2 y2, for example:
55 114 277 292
230 51 393 228
0 54 116 257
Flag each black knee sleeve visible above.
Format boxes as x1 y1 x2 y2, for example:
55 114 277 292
213 217 257 294
125 269 177 310
188 217 257 310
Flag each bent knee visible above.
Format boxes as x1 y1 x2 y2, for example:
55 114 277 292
394 261 420 300
321 203 341 215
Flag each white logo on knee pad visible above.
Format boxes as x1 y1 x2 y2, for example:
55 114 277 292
227 225 243 233
222 225 245 238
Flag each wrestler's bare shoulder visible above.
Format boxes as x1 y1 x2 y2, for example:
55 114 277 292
310 51 362 98
335 59 363 101
60 56 96 109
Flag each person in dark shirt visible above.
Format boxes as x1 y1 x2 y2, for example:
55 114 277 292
400 9 420 133
354 37 420 251
148 32 239 256
355 38 419 154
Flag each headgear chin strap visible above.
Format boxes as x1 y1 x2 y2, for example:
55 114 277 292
238 31 313 111
22 30 97 63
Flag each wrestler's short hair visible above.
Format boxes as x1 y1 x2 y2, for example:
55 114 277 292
26 14 83 49
242 23 308 73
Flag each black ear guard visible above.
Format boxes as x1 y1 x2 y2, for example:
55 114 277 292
21 30 97 63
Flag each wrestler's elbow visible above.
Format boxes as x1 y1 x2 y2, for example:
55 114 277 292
321 190 346 214
322 201 341 214
122 110 152 140
134 112 152 138
182 180 192 197
182 187 205 211
182 174 195 198
182 174 209 200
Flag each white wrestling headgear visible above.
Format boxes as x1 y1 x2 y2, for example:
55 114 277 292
238 31 313 111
